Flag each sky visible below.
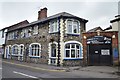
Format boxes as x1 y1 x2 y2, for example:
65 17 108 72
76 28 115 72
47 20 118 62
0 0 119 45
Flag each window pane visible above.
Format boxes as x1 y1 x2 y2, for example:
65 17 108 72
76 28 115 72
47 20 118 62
51 44 56 57
73 21 79 33
71 44 75 48
65 44 70 49
66 50 70 57
71 50 75 58
54 21 58 31
67 20 72 33
50 22 54 32
77 50 80 58
37 49 39 56
76 44 80 49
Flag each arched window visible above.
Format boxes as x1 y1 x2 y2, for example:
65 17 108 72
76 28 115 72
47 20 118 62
12 44 19 55
64 41 83 59
49 42 58 65
29 43 41 57
51 43 57 58
5 45 11 58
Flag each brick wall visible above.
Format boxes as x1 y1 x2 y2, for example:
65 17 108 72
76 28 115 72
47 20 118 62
82 31 119 66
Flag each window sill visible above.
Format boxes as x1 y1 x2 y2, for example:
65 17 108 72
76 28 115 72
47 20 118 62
63 58 83 60
12 54 19 56
29 56 41 58
49 31 59 34
50 57 57 59
66 33 80 36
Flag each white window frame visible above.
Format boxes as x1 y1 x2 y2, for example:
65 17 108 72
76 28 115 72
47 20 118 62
5 45 11 58
29 43 41 57
64 41 83 59
48 42 58 65
66 19 80 35
12 44 19 56
49 42 58 58
33 25 38 35
49 20 58 33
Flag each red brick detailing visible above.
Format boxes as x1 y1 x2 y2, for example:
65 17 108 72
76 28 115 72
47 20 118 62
82 31 119 65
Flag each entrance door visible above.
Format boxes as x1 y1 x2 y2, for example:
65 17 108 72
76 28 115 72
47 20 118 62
88 44 112 65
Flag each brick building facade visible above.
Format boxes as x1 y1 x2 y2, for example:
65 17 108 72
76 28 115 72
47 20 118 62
82 31 119 66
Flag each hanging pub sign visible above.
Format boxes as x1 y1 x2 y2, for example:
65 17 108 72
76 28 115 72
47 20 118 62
87 36 111 44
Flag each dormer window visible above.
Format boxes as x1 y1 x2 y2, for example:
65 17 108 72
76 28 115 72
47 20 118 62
49 20 58 33
33 25 38 35
66 19 80 35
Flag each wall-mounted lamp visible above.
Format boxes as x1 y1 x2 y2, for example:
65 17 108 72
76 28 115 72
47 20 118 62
97 30 101 36
112 35 116 38
83 36 86 39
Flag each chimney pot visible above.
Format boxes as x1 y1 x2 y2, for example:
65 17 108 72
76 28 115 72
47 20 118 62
38 7 47 20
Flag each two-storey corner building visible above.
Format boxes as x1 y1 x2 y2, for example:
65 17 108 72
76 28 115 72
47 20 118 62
4 8 88 66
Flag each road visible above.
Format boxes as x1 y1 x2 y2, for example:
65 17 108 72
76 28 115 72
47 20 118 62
2 61 84 79
1 60 120 80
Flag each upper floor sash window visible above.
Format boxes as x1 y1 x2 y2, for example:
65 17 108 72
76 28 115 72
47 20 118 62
33 25 38 35
49 20 58 33
66 19 80 35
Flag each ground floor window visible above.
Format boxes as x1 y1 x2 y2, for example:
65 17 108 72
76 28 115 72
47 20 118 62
5 45 11 58
49 42 58 65
64 41 83 59
12 44 19 55
29 43 41 57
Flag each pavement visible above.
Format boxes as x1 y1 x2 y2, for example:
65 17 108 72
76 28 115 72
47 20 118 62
2 59 119 75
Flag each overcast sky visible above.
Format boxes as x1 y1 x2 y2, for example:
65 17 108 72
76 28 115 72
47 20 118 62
0 0 119 45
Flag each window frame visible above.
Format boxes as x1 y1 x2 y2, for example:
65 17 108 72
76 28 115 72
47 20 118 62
64 41 83 59
49 42 58 58
29 43 41 57
49 20 59 33
33 25 38 35
12 44 19 56
66 19 80 35
5 45 11 58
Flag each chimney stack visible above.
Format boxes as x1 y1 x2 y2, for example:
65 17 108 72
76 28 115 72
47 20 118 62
38 7 47 20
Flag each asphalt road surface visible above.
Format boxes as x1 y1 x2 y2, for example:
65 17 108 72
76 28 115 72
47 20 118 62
1 60 119 80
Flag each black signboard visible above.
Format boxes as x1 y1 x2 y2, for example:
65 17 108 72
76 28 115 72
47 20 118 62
87 36 111 44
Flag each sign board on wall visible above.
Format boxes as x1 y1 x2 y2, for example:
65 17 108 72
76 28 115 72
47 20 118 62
101 50 110 55
87 36 111 44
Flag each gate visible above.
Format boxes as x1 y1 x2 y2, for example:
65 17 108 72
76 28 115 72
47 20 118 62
87 36 112 65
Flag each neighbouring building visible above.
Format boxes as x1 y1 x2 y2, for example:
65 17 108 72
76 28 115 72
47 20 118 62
110 15 120 63
2 8 88 66
82 26 119 66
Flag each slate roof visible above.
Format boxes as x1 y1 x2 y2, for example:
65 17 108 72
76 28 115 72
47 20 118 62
87 27 103 32
7 20 29 32
2 12 88 32
110 17 120 23
104 25 112 31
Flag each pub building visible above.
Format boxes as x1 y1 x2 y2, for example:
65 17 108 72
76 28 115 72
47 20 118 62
82 28 119 66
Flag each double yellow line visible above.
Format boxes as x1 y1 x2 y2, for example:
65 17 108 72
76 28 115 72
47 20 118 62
2 60 65 72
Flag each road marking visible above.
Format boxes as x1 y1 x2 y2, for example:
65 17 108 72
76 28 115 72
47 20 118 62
13 71 37 78
2 60 65 72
